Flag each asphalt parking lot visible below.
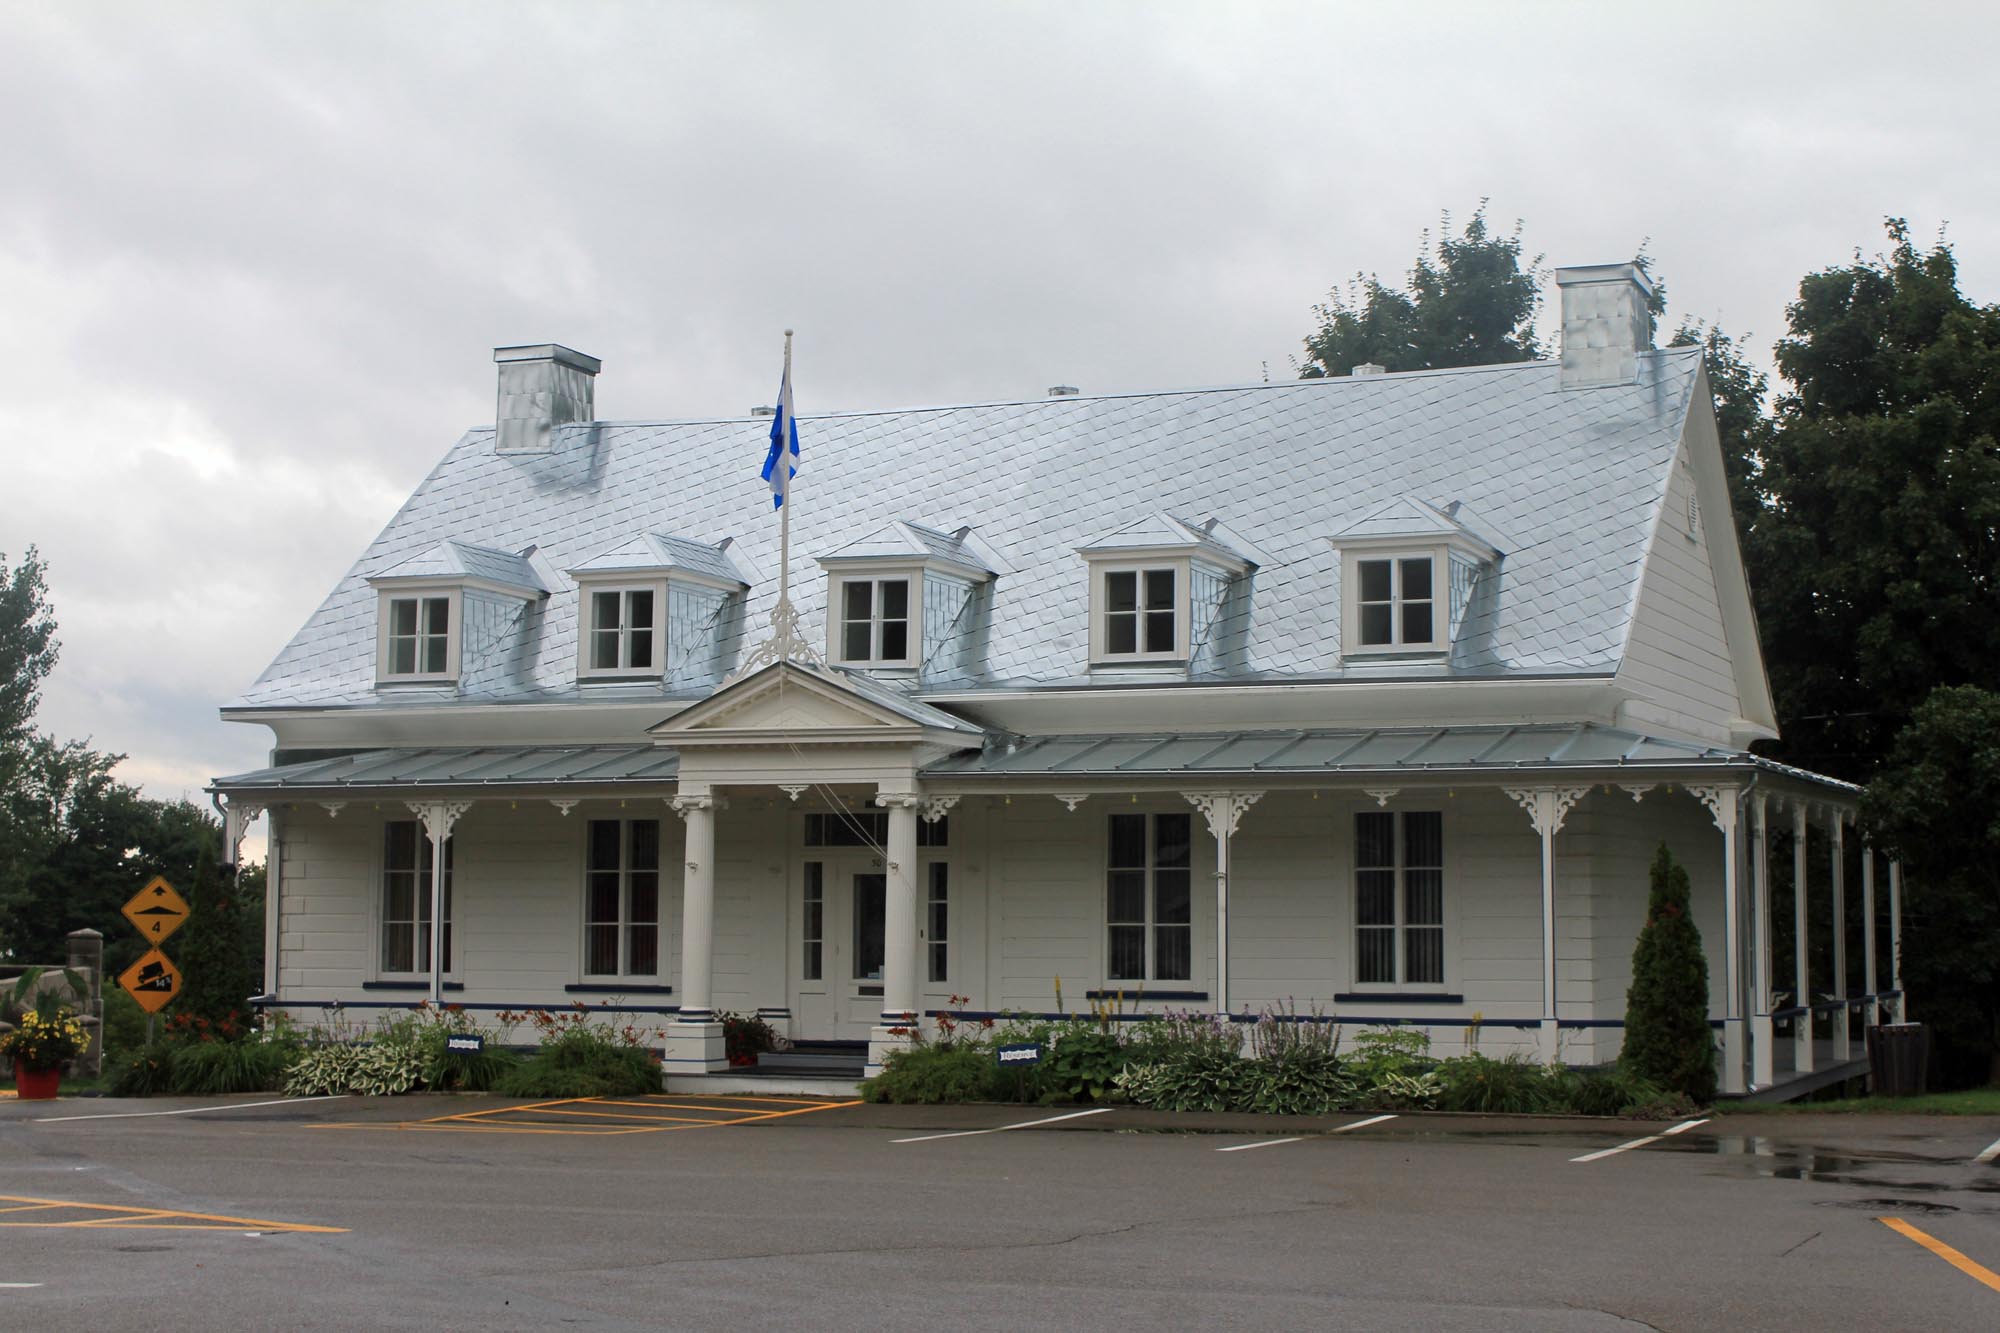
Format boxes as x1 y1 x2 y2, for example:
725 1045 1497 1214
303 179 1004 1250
3 1091 1998 1330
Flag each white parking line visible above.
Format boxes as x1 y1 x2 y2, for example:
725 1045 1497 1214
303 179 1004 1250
1570 1116 1709 1163
1331 1113 1398 1133
1217 1136 1302 1153
0 1283 45 1289
1974 1134 2000 1164
34 1095 348 1124
893 1107 1114 1143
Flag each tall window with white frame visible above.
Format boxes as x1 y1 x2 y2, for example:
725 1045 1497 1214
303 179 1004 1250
381 821 452 974
1354 810 1444 985
927 862 949 984
840 577 910 663
1107 812 1192 982
587 588 657 673
585 819 660 978
1355 557 1434 648
1103 568 1176 657
385 595 452 676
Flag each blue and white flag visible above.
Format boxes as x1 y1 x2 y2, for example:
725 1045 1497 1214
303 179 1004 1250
760 354 800 509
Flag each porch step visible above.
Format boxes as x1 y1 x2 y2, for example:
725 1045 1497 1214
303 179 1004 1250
663 1073 863 1097
756 1040 867 1078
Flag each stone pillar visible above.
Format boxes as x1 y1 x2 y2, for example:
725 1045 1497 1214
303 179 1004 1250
64 928 105 1078
1506 786 1587 1064
1861 842 1879 1030
867 790 924 1077
1184 792 1263 1022
1751 794 1775 1088
1792 802 1813 1075
1690 786 1744 1095
664 789 726 1075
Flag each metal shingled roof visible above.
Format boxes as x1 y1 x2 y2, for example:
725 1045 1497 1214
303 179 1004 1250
233 349 1703 709
212 744 682 790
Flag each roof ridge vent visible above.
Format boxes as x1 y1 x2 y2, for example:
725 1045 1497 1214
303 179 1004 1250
1048 385 1080 397
1351 362 1386 377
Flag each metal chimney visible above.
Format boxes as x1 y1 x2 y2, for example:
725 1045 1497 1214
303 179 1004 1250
1555 264 1655 389
494 344 600 453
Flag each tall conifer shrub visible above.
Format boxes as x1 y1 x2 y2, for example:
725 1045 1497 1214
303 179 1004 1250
1622 843 1717 1103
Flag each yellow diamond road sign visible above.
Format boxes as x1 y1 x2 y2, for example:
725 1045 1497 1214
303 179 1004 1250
122 876 190 944
118 948 183 1014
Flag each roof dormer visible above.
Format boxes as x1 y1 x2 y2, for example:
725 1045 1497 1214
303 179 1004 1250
366 540 552 687
1077 514 1256 670
817 522 1002 673
567 534 749 687
1327 497 1502 662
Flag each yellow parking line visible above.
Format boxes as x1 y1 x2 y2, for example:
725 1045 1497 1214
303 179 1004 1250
0 1193 344 1234
524 1107 727 1124
309 1094 859 1136
1880 1217 2000 1294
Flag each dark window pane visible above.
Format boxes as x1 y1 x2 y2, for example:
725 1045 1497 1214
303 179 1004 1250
629 873 659 924
389 639 416 674
1402 603 1433 644
587 875 620 923
386 822 418 871
391 599 417 635
592 629 619 670
1155 869 1191 925
853 874 887 980
1399 558 1432 600
1144 610 1175 653
1359 560 1391 602
1105 570 1137 613
588 820 621 871
1356 869 1396 926
1108 925 1146 980
843 622 872 661
844 581 872 619
425 598 449 633
881 620 908 660
1107 614 1137 655
918 816 948 847
1355 812 1395 869
1144 568 1175 609
1357 928 1395 983
382 922 413 974
627 925 658 976
1107 870 1146 923
1406 869 1443 927
1360 604 1393 645
630 820 660 872
1406 927 1444 984
1155 925 1191 981
804 941 822 981
1154 813 1191 868
629 628 654 669
592 590 619 632
1109 814 1146 869
930 941 948 985
628 590 654 629
586 924 618 976
1404 812 1443 869
881 579 908 619
422 635 448 674
383 873 415 924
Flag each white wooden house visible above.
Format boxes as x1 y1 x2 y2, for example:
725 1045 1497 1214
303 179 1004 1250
212 264 1901 1096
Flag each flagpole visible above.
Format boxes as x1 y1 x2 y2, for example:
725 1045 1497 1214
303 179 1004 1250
778 328 794 617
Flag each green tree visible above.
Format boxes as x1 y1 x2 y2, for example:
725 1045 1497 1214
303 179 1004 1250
1749 220 2000 781
171 842 259 1029
1671 322 1774 539
0 548 59 757
1622 843 1717 1104
1300 205 1545 377
1860 685 2000 1087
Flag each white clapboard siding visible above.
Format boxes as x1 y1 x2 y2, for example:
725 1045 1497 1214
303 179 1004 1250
1618 449 1742 742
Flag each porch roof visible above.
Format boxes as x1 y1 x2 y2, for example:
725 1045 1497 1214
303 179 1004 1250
922 722 1859 790
212 743 682 792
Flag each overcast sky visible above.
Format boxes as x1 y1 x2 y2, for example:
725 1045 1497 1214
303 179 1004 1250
2 1 1995 850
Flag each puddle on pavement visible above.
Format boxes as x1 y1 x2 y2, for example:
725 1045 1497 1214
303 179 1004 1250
1670 1135 1987 1198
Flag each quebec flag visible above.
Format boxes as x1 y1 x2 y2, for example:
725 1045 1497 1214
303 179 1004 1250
760 360 800 509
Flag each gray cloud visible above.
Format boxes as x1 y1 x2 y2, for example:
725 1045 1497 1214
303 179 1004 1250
2 0 1994 832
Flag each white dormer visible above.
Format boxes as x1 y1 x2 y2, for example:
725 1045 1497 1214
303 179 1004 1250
817 521 1003 672
568 534 749 687
1327 497 1502 661
367 540 552 686
1077 514 1255 669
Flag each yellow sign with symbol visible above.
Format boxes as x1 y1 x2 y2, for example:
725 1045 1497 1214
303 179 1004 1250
117 948 184 1014
122 876 190 944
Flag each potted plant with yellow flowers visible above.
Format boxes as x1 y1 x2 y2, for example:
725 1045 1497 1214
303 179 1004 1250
2 974 91 1100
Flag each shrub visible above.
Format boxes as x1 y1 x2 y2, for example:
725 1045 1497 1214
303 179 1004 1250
1544 1067 1671 1117
1622 843 1718 1105
172 1036 300 1095
719 1011 779 1066
1241 1050 1354 1115
863 1045 1009 1104
1116 1050 1252 1112
285 1042 426 1097
1247 1003 1340 1065
1122 1011 1240 1066
493 1006 659 1098
1348 1025 1432 1084
108 1041 181 1096
1433 1053 1557 1114
99 985 148 1059
1039 1021 1128 1103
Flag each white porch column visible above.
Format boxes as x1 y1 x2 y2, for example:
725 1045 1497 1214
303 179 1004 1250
1689 785 1745 1095
407 800 470 1007
1506 786 1588 1063
263 806 283 998
1861 842 1879 1030
866 790 924 1077
1792 801 1813 1075
1752 794 1775 1088
1889 859 1906 1021
664 788 725 1075
1830 812 1849 1061
1183 791 1264 1021
219 795 273 997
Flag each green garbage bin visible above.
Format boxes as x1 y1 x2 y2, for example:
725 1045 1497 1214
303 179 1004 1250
1867 1022 1928 1097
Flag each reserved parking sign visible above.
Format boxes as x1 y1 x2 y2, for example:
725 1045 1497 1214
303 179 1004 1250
995 1042 1042 1067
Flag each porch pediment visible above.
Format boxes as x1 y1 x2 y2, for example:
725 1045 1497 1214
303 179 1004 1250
648 661 981 748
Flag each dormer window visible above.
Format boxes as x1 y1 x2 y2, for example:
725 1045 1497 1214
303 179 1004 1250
384 592 456 679
1078 514 1254 670
839 576 912 664
1356 556 1435 649
1329 498 1502 662
586 587 660 675
1102 566 1178 658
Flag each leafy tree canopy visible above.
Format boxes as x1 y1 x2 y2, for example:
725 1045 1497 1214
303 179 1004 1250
0 548 59 759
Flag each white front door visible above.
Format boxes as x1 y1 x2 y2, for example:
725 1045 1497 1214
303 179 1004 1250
793 853 889 1040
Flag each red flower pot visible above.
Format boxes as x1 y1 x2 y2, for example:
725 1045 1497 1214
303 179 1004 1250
13 1064 60 1101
